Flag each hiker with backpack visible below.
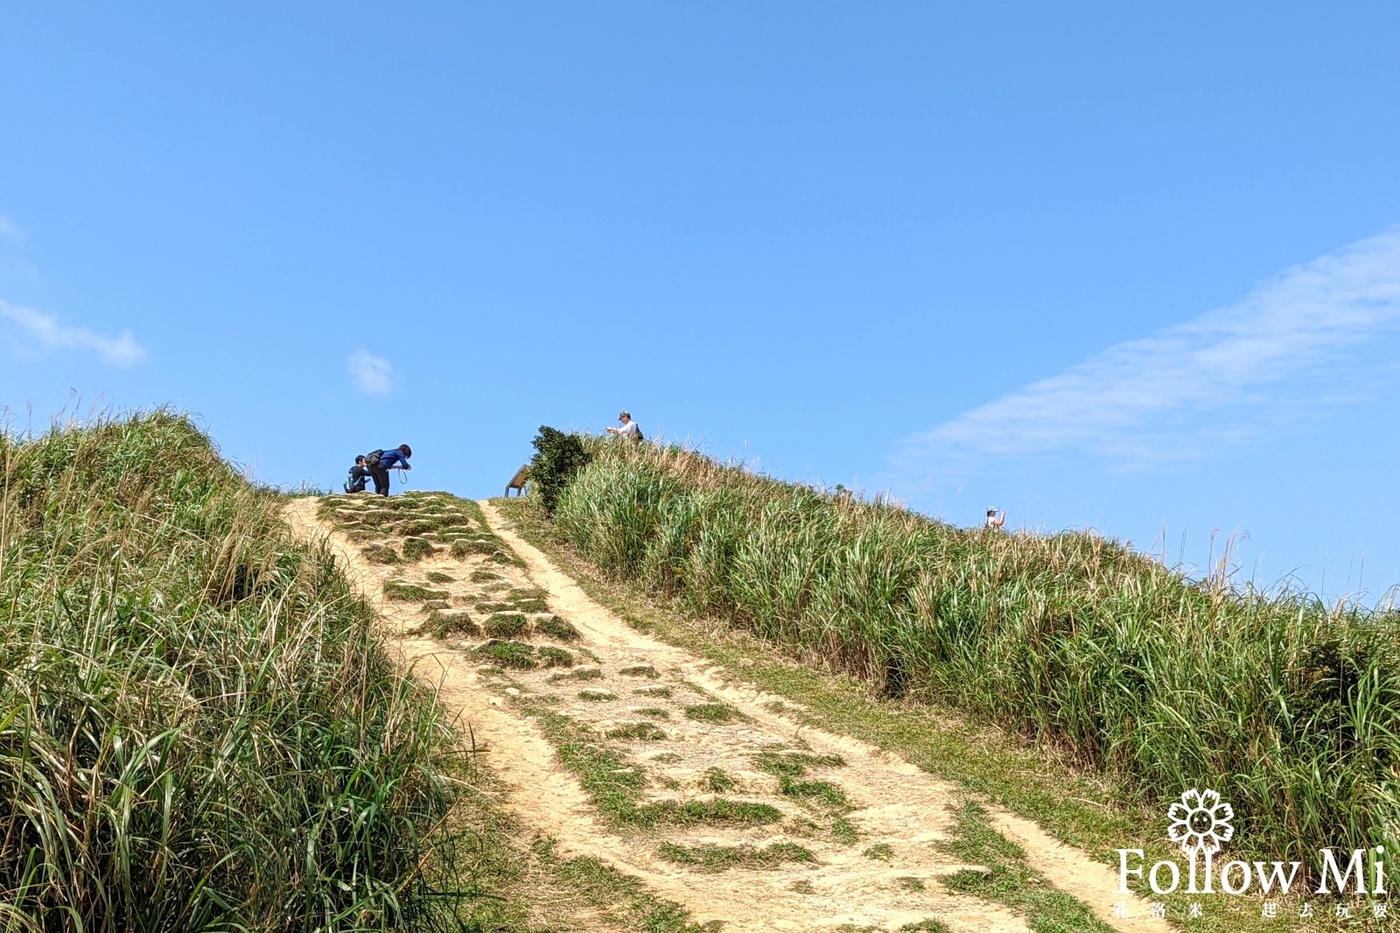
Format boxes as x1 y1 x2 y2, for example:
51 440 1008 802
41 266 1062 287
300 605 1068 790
365 444 413 496
606 411 643 441
344 455 373 493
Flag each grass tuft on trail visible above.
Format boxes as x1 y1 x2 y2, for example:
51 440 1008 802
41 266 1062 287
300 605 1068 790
401 536 437 560
537 645 575 668
938 801 1114 932
754 751 846 777
523 705 782 830
544 848 721 932
657 841 817 872
363 542 400 563
473 639 538 669
683 702 740 724
535 614 581 641
451 538 495 559
702 767 737 793
483 611 529 638
384 580 449 601
548 666 604 682
863 843 895 861
606 722 668 741
423 609 479 638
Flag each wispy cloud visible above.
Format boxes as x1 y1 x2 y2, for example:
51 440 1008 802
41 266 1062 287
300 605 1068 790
895 227 1400 476
0 299 147 367
0 215 24 242
348 349 394 395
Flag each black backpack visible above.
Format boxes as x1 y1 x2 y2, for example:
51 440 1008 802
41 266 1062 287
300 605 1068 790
364 449 384 468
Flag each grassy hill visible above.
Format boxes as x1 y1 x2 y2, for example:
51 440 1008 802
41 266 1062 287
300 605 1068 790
543 436 1400 869
0 412 467 930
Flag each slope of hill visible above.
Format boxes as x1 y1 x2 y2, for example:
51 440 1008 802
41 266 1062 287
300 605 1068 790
0 413 469 930
543 437 1400 871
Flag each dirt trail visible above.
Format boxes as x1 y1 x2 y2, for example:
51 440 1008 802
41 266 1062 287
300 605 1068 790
284 496 1165 932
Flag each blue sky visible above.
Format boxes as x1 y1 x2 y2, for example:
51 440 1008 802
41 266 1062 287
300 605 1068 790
3 3 1398 601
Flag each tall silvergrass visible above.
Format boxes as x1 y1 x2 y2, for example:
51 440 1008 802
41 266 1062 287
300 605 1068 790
553 440 1400 867
0 411 465 930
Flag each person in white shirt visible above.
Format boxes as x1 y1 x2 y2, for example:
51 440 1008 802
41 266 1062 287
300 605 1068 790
985 507 1006 529
606 411 643 441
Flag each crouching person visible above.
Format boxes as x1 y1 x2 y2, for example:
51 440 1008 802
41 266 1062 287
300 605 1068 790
366 444 413 496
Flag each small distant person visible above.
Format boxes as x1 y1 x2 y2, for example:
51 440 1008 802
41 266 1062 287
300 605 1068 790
367 444 413 496
344 455 372 493
606 411 643 441
986 507 1006 529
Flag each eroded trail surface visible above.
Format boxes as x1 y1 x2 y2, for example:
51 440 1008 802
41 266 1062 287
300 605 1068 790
284 494 1162 933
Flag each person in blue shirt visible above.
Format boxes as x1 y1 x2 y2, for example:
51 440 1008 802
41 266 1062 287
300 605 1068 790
368 444 412 496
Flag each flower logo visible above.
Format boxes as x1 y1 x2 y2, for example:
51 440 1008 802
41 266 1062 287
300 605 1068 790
1167 788 1234 856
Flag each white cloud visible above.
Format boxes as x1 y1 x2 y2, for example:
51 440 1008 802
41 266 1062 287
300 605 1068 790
0 299 147 367
895 227 1400 476
0 215 24 242
348 349 394 395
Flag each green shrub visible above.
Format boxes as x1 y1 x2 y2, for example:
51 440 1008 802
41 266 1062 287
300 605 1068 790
529 426 593 516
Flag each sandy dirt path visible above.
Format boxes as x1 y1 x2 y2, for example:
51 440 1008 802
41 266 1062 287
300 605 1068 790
284 495 1166 932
